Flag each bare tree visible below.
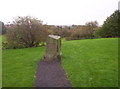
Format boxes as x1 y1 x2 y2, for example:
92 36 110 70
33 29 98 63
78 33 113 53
6 16 48 48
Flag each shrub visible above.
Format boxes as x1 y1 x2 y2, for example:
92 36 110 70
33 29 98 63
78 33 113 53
66 27 96 40
6 16 49 49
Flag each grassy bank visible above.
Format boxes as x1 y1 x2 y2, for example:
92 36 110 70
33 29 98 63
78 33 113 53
62 38 118 87
2 38 118 87
3 47 45 87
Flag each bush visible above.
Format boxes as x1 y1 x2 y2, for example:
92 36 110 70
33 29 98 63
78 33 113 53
65 27 96 40
65 21 98 40
5 16 49 49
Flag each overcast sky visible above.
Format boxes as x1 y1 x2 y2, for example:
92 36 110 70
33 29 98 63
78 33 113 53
0 0 119 25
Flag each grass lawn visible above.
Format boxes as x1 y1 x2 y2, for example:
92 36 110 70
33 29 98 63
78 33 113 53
1 35 7 43
0 35 2 87
2 38 118 87
2 47 45 87
62 38 118 87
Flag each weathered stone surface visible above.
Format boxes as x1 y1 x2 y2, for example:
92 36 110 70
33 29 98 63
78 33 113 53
0 21 4 35
45 35 62 61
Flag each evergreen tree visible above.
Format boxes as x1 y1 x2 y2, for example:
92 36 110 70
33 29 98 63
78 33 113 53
96 10 120 37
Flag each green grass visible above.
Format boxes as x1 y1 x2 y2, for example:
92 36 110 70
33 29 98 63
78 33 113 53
1 35 7 43
0 35 2 88
62 38 118 87
3 47 45 87
2 38 118 87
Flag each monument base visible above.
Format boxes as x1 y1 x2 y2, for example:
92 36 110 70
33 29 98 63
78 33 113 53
44 55 61 62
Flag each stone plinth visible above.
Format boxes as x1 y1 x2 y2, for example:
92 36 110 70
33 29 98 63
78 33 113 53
45 35 61 61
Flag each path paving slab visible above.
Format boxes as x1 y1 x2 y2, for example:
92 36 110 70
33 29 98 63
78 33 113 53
35 61 72 87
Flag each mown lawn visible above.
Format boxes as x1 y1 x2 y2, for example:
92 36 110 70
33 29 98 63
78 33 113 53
2 47 45 87
2 38 118 87
62 38 118 87
1 35 7 43
0 35 2 87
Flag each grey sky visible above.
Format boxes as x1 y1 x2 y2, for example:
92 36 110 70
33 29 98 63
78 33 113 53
0 0 119 25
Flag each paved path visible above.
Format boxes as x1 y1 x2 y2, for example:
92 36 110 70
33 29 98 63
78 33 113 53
35 61 72 87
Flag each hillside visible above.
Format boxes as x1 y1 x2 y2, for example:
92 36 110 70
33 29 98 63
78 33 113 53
62 38 118 87
2 38 118 87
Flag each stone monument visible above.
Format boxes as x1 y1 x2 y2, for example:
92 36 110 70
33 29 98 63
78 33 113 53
0 21 4 35
45 35 62 61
